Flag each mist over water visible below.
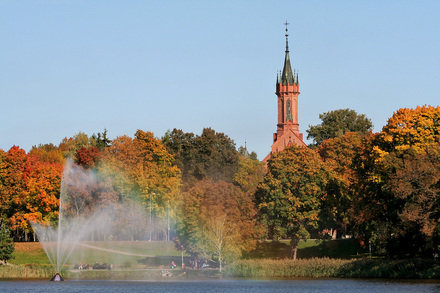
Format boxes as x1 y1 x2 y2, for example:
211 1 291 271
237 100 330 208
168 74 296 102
31 160 155 273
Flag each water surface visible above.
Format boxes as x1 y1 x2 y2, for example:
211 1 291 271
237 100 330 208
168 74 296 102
1 279 440 292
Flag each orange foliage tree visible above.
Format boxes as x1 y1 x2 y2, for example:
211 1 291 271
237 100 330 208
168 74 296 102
76 146 100 169
0 146 63 240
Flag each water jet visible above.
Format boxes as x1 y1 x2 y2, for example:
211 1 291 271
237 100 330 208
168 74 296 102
31 160 157 280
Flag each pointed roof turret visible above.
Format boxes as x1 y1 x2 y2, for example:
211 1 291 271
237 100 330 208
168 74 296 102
281 21 295 85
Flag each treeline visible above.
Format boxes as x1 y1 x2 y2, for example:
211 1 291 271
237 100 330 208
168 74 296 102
256 105 440 260
1 105 440 266
0 128 263 243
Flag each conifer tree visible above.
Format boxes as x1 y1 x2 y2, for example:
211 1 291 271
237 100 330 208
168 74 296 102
0 225 14 264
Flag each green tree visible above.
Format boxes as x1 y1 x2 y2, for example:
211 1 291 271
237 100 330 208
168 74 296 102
0 224 15 263
90 129 111 151
255 146 329 260
307 108 373 146
163 128 239 188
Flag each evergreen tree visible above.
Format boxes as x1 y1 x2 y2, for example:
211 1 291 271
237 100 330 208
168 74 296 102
0 225 14 263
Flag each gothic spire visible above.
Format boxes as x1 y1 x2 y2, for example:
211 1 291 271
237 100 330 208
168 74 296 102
281 21 295 85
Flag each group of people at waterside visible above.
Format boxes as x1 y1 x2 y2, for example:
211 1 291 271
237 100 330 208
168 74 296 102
170 259 209 270
73 262 112 270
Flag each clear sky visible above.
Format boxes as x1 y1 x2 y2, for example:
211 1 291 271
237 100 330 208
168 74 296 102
1 1 439 159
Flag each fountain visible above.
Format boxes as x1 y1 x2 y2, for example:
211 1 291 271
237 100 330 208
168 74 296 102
31 160 153 280
31 160 104 280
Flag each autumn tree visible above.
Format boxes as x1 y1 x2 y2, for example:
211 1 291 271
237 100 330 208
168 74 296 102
377 105 440 154
255 146 329 260
76 146 100 169
175 180 257 268
59 132 92 160
317 132 364 235
233 153 265 196
22 156 63 227
0 149 9 225
99 130 181 240
346 132 398 254
384 146 440 257
29 143 64 165
307 108 373 146
61 160 117 219
354 106 440 256
0 146 62 240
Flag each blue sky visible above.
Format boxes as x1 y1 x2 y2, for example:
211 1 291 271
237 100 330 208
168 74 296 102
1 1 439 159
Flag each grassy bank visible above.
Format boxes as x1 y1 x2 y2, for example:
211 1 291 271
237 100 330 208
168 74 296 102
338 258 440 279
224 258 350 278
243 239 368 259
3 240 439 280
11 242 51 265
0 264 68 279
224 258 440 279
9 241 186 268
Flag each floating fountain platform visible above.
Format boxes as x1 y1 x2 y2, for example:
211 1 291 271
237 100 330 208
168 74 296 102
50 273 64 282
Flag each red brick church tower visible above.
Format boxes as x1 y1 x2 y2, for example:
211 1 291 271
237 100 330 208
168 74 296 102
263 23 306 163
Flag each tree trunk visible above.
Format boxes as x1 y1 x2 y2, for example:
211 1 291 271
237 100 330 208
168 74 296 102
290 236 300 260
219 253 222 272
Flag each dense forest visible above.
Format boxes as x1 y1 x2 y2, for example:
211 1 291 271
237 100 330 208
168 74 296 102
1 105 439 265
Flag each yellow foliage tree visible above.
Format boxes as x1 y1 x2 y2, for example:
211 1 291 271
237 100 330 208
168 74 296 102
379 105 440 153
98 130 181 239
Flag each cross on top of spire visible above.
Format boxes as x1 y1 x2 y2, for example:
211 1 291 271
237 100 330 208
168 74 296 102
280 21 296 85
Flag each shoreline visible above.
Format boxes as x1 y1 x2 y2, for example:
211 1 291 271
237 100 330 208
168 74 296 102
2 258 440 280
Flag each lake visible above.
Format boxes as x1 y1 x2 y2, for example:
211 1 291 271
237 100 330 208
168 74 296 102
1 279 440 292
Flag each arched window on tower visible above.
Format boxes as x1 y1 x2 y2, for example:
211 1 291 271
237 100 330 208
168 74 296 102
286 100 292 122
